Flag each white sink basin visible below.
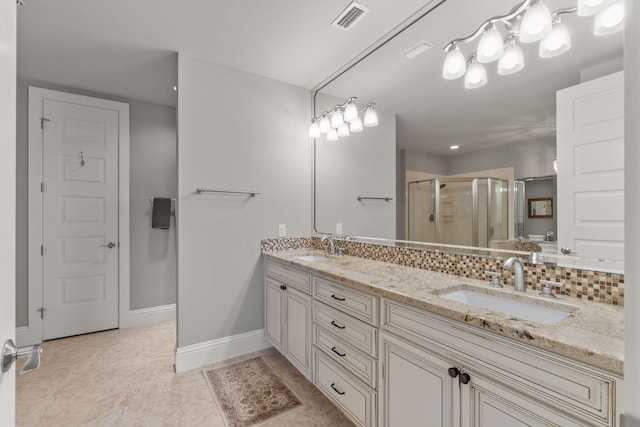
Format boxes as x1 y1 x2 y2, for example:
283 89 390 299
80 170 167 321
294 255 328 262
439 289 574 325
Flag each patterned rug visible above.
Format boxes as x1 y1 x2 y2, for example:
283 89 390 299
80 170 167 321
203 356 303 427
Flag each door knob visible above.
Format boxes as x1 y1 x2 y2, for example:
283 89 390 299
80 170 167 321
99 242 116 249
2 339 43 375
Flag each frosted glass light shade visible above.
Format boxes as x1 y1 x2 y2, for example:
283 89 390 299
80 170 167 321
350 117 364 133
520 1 552 43
344 102 358 122
578 0 614 16
330 108 344 128
443 47 466 79
498 43 524 75
318 113 331 133
539 21 571 58
326 128 339 141
477 25 504 63
337 123 350 137
464 62 487 89
308 120 320 138
364 105 378 127
594 1 624 36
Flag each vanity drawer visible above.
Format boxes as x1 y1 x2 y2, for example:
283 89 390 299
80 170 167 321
313 348 376 427
313 324 377 389
314 301 377 357
265 260 311 294
314 277 379 326
381 298 619 426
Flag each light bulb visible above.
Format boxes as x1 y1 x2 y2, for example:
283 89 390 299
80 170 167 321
520 1 552 43
343 100 358 122
337 123 350 137
553 158 558 174
594 1 624 36
498 43 524 75
364 105 378 127
330 108 344 128
477 25 504 63
326 128 339 141
318 113 331 134
350 117 363 133
464 61 487 89
442 46 466 80
308 120 320 139
578 0 614 16
539 19 571 58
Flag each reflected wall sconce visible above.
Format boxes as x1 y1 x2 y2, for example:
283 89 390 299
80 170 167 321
442 0 625 89
309 97 378 140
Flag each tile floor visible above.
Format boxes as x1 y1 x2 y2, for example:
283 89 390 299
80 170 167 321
15 321 354 426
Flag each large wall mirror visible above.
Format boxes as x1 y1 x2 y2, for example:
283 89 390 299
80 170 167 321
313 0 624 272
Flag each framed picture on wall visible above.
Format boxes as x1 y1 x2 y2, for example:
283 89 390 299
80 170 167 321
528 197 553 218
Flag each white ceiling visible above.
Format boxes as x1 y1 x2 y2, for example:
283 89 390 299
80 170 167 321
317 0 624 156
17 0 436 106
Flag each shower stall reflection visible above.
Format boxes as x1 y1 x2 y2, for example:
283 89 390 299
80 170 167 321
407 178 509 247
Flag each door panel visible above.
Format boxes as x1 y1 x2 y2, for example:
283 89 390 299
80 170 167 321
0 0 17 423
264 278 283 351
42 99 119 340
285 287 311 379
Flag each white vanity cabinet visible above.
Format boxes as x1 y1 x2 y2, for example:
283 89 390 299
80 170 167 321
379 298 622 427
264 260 313 380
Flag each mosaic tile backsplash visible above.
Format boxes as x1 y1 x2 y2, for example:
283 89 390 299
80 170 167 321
261 237 624 306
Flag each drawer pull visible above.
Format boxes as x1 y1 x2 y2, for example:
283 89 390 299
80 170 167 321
331 294 346 301
331 382 346 395
459 372 471 385
448 367 460 378
331 320 346 330
331 346 346 357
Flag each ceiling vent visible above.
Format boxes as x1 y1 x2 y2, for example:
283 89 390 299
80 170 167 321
332 2 370 31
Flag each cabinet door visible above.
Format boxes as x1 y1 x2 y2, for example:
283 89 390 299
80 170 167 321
462 372 583 427
380 333 457 427
285 287 312 379
265 277 284 352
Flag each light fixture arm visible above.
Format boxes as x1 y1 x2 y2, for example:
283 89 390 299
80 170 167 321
552 7 578 18
312 96 358 121
443 0 533 52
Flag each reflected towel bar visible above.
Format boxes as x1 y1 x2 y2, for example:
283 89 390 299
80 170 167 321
149 198 176 203
196 188 260 197
357 196 393 202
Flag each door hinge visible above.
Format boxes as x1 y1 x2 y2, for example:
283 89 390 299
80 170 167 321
40 182 44 193
40 245 43 256
37 307 46 319
40 117 50 130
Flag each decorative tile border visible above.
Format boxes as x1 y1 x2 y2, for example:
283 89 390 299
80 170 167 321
261 237 624 306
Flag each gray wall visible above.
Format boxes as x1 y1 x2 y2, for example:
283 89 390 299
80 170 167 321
15 79 177 326
523 178 557 238
177 54 311 347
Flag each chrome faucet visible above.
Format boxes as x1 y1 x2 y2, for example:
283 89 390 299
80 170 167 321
321 235 336 255
503 257 526 292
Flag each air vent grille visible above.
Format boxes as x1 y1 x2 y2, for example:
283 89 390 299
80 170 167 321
332 2 370 31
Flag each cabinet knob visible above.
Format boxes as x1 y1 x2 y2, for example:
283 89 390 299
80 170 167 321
459 372 471 385
280 285 287 290
448 367 460 378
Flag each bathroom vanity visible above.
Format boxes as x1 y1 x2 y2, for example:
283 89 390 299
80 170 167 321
263 250 623 427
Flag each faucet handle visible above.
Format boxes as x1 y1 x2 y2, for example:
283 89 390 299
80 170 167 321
484 271 503 288
539 279 563 298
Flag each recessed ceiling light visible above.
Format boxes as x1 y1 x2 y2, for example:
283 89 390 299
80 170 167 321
450 145 460 150
402 41 433 59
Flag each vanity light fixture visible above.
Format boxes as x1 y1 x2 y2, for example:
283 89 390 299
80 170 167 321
441 0 624 89
309 97 378 140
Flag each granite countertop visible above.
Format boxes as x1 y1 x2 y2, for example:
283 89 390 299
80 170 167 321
263 249 624 376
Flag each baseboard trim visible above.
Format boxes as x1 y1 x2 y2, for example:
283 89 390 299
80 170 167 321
174 329 271 373
128 304 176 328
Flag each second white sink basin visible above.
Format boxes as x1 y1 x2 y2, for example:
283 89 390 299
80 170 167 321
439 289 574 325
294 254 328 262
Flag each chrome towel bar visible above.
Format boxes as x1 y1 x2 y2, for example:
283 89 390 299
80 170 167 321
196 188 260 197
357 196 393 202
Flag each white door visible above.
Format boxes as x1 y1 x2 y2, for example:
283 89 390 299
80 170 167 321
0 0 17 424
557 72 624 271
40 95 120 340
